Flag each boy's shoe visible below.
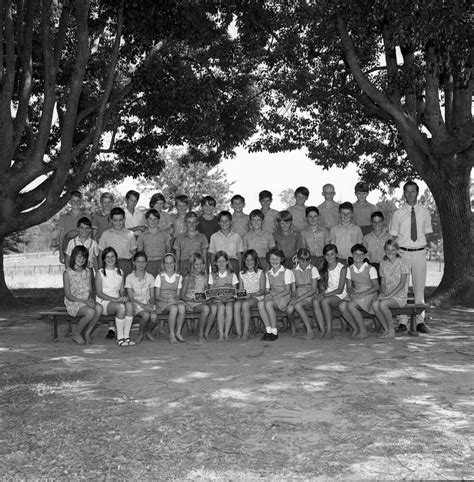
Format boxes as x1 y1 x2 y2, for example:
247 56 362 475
106 329 116 339
261 333 270 341
396 324 407 333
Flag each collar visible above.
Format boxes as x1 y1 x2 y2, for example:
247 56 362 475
268 266 285 276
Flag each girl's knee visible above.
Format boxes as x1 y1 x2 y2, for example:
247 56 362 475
177 303 186 314
169 305 178 315
116 304 126 317
95 303 103 315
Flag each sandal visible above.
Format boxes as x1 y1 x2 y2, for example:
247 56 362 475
124 338 135 346
117 338 129 347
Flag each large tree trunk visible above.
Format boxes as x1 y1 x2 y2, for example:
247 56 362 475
0 237 25 307
424 164 474 307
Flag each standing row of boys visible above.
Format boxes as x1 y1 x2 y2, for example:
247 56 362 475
61 181 432 346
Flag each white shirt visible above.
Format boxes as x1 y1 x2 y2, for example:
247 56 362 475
265 266 295 288
389 203 432 249
124 208 145 230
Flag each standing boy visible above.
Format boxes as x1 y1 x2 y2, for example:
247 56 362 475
259 190 279 234
149 193 173 234
171 194 190 238
243 209 276 270
318 184 340 230
389 181 432 333
197 195 220 242
353 182 378 235
230 194 249 237
92 192 114 242
99 207 137 278
300 207 330 269
363 211 391 274
208 211 244 274
287 186 310 231
329 202 363 263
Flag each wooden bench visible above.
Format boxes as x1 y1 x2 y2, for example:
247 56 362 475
40 303 428 341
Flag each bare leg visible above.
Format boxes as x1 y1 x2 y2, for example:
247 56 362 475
338 301 358 336
223 302 234 340
175 303 186 342
216 302 225 341
294 302 314 339
234 300 243 340
312 299 326 339
136 311 150 344
196 304 210 343
348 301 368 339
83 303 103 344
146 312 158 342
168 305 179 343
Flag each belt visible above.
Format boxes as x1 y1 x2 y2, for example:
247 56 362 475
400 246 426 252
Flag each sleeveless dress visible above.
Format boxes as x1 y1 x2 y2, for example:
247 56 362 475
293 265 319 307
155 273 183 313
380 257 410 307
64 267 91 316
184 274 207 311
346 262 377 313
325 262 347 299
266 267 291 310
240 269 263 301
96 268 123 303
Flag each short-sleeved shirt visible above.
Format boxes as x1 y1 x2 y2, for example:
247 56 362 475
389 203 432 249
209 230 244 259
300 227 330 257
197 215 220 242
65 236 99 268
353 201 377 228
243 230 275 258
59 209 91 234
124 208 145 230
329 223 363 260
92 211 112 241
136 229 171 260
173 232 208 260
363 229 391 264
317 202 340 229
125 271 155 304
274 230 303 261
231 213 249 237
99 228 137 259
287 204 308 231
261 208 279 233
265 266 294 288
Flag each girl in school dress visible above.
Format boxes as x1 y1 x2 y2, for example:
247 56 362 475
63 245 103 345
339 243 379 339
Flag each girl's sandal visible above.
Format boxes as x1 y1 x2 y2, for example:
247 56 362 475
124 338 135 346
117 338 129 347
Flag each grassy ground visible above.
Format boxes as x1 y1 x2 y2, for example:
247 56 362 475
0 291 473 480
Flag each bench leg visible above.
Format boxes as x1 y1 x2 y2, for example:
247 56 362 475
52 317 59 342
408 311 419 337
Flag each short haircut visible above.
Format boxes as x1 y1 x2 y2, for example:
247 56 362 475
249 209 264 220
371 211 384 221
354 181 369 193
277 210 293 222
133 251 148 263
149 193 165 207
77 217 92 228
259 190 273 201
231 194 245 204
70 190 82 199
145 208 160 220
200 195 216 207
305 206 319 216
175 194 189 206
339 202 353 212
351 243 368 254
403 180 419 193
100 192 114 202
110 207 125 218
126 190 140 201
218 210 232 221
184 211 198 221
295 186 309 197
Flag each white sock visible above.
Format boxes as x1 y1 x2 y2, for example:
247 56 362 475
115 317 125 340
271 328 277 335
123 316 134 339
266 326 272 334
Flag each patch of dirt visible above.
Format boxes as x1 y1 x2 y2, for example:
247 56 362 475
0 305 473 479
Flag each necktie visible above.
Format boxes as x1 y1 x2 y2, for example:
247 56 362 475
411 207 417 242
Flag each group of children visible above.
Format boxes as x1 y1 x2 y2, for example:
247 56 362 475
61 182 410 346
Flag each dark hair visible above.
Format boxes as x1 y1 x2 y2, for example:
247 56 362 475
354 181 369 193
218 210 232 222
295 186 309 197
231 194 245 204
249 209 264 221
318 244 339 287
100 246 121 276
69 245 89 270
212 250 232 274
296 247 312 261
145 208 160 220
305 206 319 217
100 192 114 202
403 180 419 194
259 190 273 201
266 247 286 267
70 190 82 199
348 243 369 266
149 192 165 208
184 211 198 221
77 217 92 228
277 210 293 223
175 194 189 206
110 207 125 218
339 202 353 212
241 249 261 274
126 190 140 201
132 251 148 264
371 211 384 221
200 195 216 207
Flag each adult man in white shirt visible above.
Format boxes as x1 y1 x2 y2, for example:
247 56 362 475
389 181 432 333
